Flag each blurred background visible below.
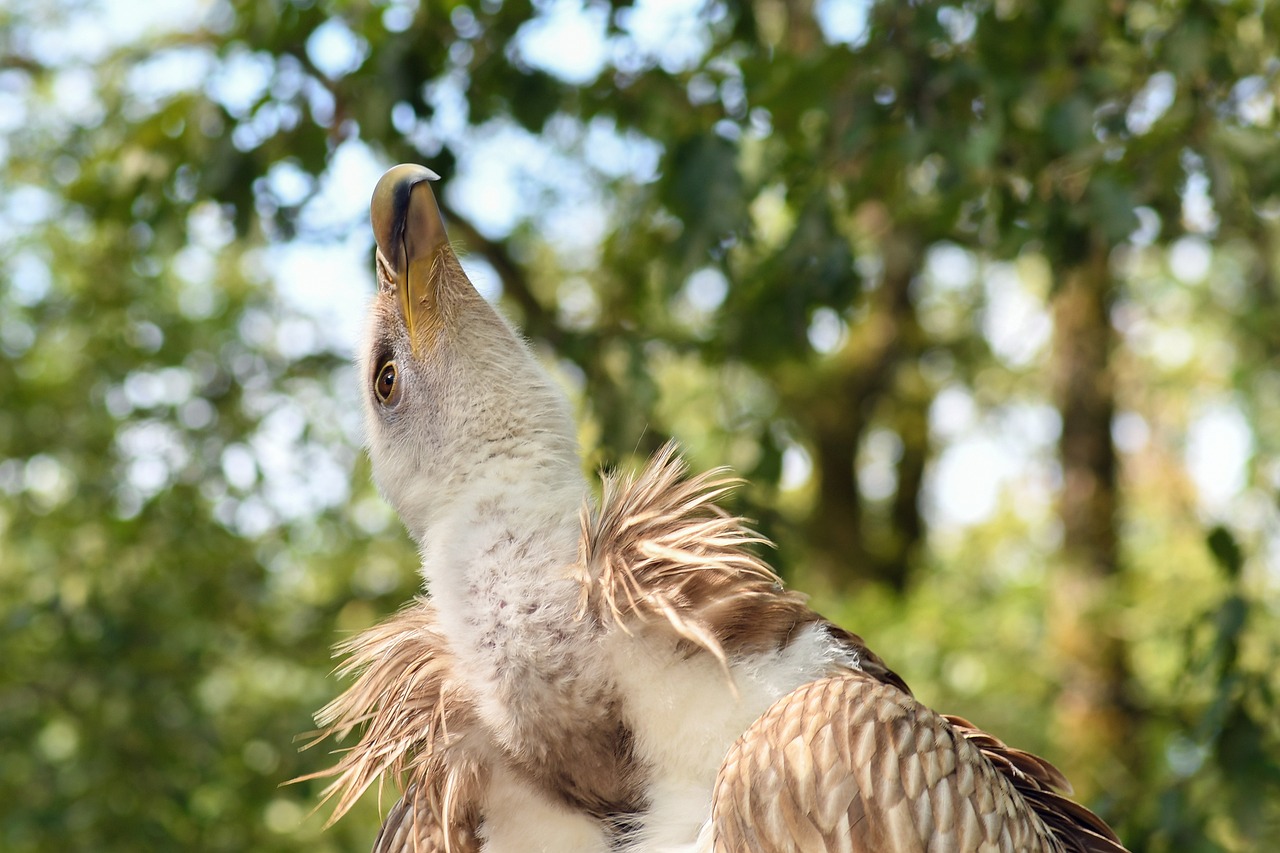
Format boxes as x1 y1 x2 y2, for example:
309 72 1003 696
2 0 1278 849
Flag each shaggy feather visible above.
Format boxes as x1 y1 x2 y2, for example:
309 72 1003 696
298 598 486 852
577 443 818 665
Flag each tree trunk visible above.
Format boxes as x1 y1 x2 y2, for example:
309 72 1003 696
888 382 929 587
799 228 923 592
1048 234 1137 795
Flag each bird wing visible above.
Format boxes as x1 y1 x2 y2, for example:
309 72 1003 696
711 673 1127 853
372 783 482 853
373 787 450 853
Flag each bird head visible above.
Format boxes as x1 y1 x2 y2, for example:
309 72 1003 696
360 164 582 544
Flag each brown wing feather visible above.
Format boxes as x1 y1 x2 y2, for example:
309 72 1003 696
372 782 483 853
370 792 422 853
712 674 1128 853
823 621 912 696
939 716 1126 852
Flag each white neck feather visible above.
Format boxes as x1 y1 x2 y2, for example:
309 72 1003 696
415 446 602 740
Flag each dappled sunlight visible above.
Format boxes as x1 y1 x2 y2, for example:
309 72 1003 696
2 0 1278 850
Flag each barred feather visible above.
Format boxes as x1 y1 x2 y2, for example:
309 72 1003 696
713 675 1129 853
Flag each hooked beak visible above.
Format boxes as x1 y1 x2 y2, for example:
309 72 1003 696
370 164 447 356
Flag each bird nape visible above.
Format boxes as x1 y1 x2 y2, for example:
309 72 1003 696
299 163 1129 853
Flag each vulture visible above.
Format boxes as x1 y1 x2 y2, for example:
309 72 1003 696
304 164 1129 853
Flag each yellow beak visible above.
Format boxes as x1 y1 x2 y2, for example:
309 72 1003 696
370 164 447 355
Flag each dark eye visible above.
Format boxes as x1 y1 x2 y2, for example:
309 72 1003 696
374 360 401 406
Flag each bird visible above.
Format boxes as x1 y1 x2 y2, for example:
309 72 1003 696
303 163 1129 853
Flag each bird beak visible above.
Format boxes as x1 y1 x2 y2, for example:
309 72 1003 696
370 163 446 357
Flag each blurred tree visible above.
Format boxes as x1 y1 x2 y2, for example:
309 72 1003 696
1 0 1278 851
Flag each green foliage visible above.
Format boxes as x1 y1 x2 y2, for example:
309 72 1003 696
2 1 1279 850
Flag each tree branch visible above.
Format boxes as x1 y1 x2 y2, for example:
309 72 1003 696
436 199 566 348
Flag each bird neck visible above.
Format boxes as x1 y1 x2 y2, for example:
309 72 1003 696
416 453 603 728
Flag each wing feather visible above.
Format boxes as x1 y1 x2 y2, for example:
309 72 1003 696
372 789 434 853
712 674 1125 853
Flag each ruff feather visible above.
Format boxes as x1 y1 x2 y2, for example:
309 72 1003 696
297 598 485 852
577 442 817 664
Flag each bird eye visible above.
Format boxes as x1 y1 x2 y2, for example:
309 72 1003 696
374 360 402 406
